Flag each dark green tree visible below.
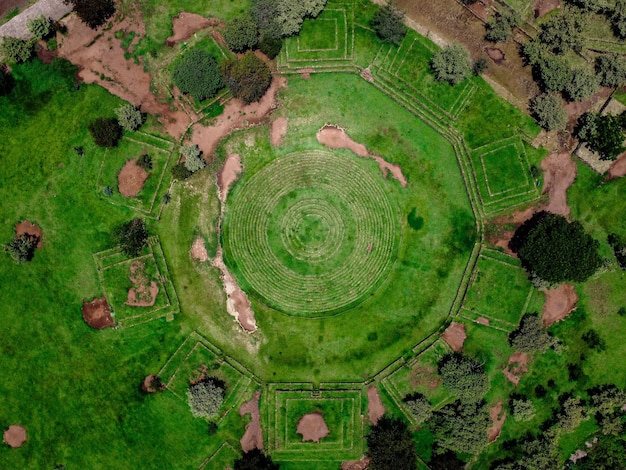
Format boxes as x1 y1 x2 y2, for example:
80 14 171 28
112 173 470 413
573 434 626 469
586 113 626 160
485 11 519 42
5 234 38 264
538 7 586 54
431 43 472 86
222 51 272 104
509 313 557 352
438 352 488 402
575 112 598 142
536 56 572 93
114 218 148 257
88 117 123 148
0 36 34 63
565 68 599 102
531 93 567 131
224 16 258 53
366 416 417 470
403 392 432 423
595 53 626 87
428 400 490 455
611 0 626 39
371 4 407 46
607 233 626 269
64 0 115 30
172 49 223 102
234 449 279 470
171 162 193 181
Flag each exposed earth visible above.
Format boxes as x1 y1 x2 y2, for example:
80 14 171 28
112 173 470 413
487 400 506 443
442 321 467 352
165 12 217 47
341 456 371 470
141 374 164 393
3 425 27 448
118 159 150 198
190 237 209 262
81 296 114 329
366 386 385 425
542 283 578 327
239 390 263 452
296 412 330 443
125 260 159 307
14 220 42 248
502 351 529 386
540 153 577 218
217 154 242 203
270 117 288 146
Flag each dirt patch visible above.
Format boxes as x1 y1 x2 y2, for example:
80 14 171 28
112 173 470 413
341 456 371 470
191 76 287 159
487 400 507 443
141 374 164 393
542 283 578 327
485 47 505 65
367 386 385 425
166 12 212 46
125 260 159 307
270 117 288 146
442 321 466 352
296 412 330 443
118 159 150 197
3 425 26 448
540 152 577 217
608 151 626 179
564 87 613 133
217 153 242 203
81 296 115 329
410 364 440 390
239 390 263 452
476 317 490 326
298 67 315 79
502 351 529 386
360 67 374 83
212 247 257 332
14 220 43 248
317 125 408 187
190 237 209 262
533 0 561 18
36 40 58 64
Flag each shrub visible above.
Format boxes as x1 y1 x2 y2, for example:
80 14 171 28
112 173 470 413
103 185 113 196
582 329 606 351
438 352 488 403
586 113 626 160
0 65 14 96
619 306 626 317
428 400 490 455
510 397 536 422
510 211 602 283
531 93 567 131
222 51 272 104
171 162 193 181
565 67 599 102
509 313 557 352
224 16 258 53
207 421 218 435
366 416 417 470
371 4 407 46
27 15 53 40
114 218 148 257
259 33 282 59
595 53 626 87
403 392 432 423
136 154 152 171
4 234 38 264
187 376 226 418
431 43 472 86
115 104 144 131
536 55 572 93
0 36 34 63
180 144 206 173
172 49 223 102
234 449 279 470
88 117 123 147
485 11 519 43
64 0 115 30
538 7 586 54
473 57 488 76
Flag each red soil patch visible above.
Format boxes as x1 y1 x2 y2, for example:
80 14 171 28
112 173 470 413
316 125 408 187
476 317 490 326
442 321 467 352
485 47 505 65
487 400 507 443
191 76 287 159
165 12 213 47
270 117 288 146
608 152 626 179
217 154 242 203
502 351 529 386
57 10 194 139
36 41 58 64
367 386 385 425
118 159 150 197
125 260 159 307
239 390 263 452
141 374 165 393
341 456 371 470
564 87 613 132
3 425 26 448
81 296 115 329
296 412 330 443
298 67 315 79
532 0 560 18
190 237 209 262
14 220 42 248
542 283 578 327
540 152 577 217
360 67 374 83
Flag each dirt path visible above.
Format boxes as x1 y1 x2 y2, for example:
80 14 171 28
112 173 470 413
540 152 577 217
487 400 506 442
3 425 27 448
239 390 263 452
367 386 385 425
270 117 288 146
296 412 330 443
0 0 71 41
217 154 242 203
118 159 150 197
442 321 467 352
190 237 209 262
316 125 408 187
542 283 578 327
502 351 529 386
81 296 115 329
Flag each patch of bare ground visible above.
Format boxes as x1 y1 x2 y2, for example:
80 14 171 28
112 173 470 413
14 220 42 248
212 247 257 332
82 296 115 329
608 151 626 179
239 390 263 452
165 12 220 47
118 159 150 197
485 207 534 255
476 317 490 326
442 321 467 352
410 364 440 390
341 456 371 470
297 412 330 443
36 40 57 64
3 425 26 448
125 260 159 307
270 117 288 146
316 125 408 187
540 152 577 217
502 351 529 386
367 386 385 425
217 153 242 203
190 237 209 262
564 87 613 132
298 67 315 79
532 0 561 18
485 47 505 65
191 76 287 160
141 374 165 393
542 283 578 327
487 400 507 443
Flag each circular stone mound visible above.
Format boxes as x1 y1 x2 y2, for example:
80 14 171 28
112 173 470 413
223 151 398 315
3 425 26 448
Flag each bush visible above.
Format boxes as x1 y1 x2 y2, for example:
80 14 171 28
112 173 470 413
234 449 279 470
171 162 193 181
428 400 490 455
536 55 572 93
172 49 223 102
438 352 488 403
582 329 607 351
366 416 417 470
473 57 488 76
431 43 472 86
4 234 38 264
222 51 272 104
88 117 123 147
510 397 536 422
0 36 34 63
585 113 626 160
115 104 144 131
531 93 567 131
114 218 148 257
565 67 599 102
224 16 258 53
403 392 432 423
595 53 626 87
259 33 282 59
136 154 152 171
538 7 586 54
180 144 206 173
485 11 519 43
509 313 556 352
187 376 225 418
0 65 14 96
65 0 115 30
28 15 53 40
509 211 602 283
371 4 407 46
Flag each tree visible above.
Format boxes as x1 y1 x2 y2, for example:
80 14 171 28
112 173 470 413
428 400 490 455
88 117 123 147
536 56 572 93
180 144 206 173
522 38 548 66
115 104 144 131
607 233 626 269
558 396 588 432
485 11 519 43
582 329 606 351
538 7 586 54
172 49 223 102
366 416 417 470
531 93 567 131
371 4 407 46
403 392 432 423
187 376 226 418
114 218 148 257
565 68 599 102
4 234 38 264
27 15 53 40
234 449 279 470
224 16 258 53
222 51 272 104
509 313 557 352
585 113 626 160
595 53 626 87
258 33 282 59
473 57 488 76
611 0 626 39
0 36 34 63
510 396 536 422
431 43 472 86
438 352 488 402
171 162 193 181
136 154 152 171
575 112 598 142
573 434 626 469
65 0 115 30
509 211 602 283
0 65 14 96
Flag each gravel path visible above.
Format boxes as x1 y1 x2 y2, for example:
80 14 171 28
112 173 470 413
0 0 72 40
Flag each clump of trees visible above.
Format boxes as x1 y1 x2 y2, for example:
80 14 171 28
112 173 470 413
576 112 626 160
510 396 536 422
438 352 488 403
27 15 54 40
508 313 557 352
0 36 34 63
64 0 116 30
223 16 259 53
485 10 519 43
595 53 626 87
88 117 123 147
538 7 587 55
115 104 145 131
187 376 226 418
371 4 407 46
509 211 602 283
428 400 490 455
531 93 567 131
431 43 472 86
172 49 223 102
366 416 417 470
565 67 599 102
402 392 432 423
114 218 148 257
222 51 272 104
180 144 206 173
171 163 193 181
234 449 279 470
4 234 39 264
